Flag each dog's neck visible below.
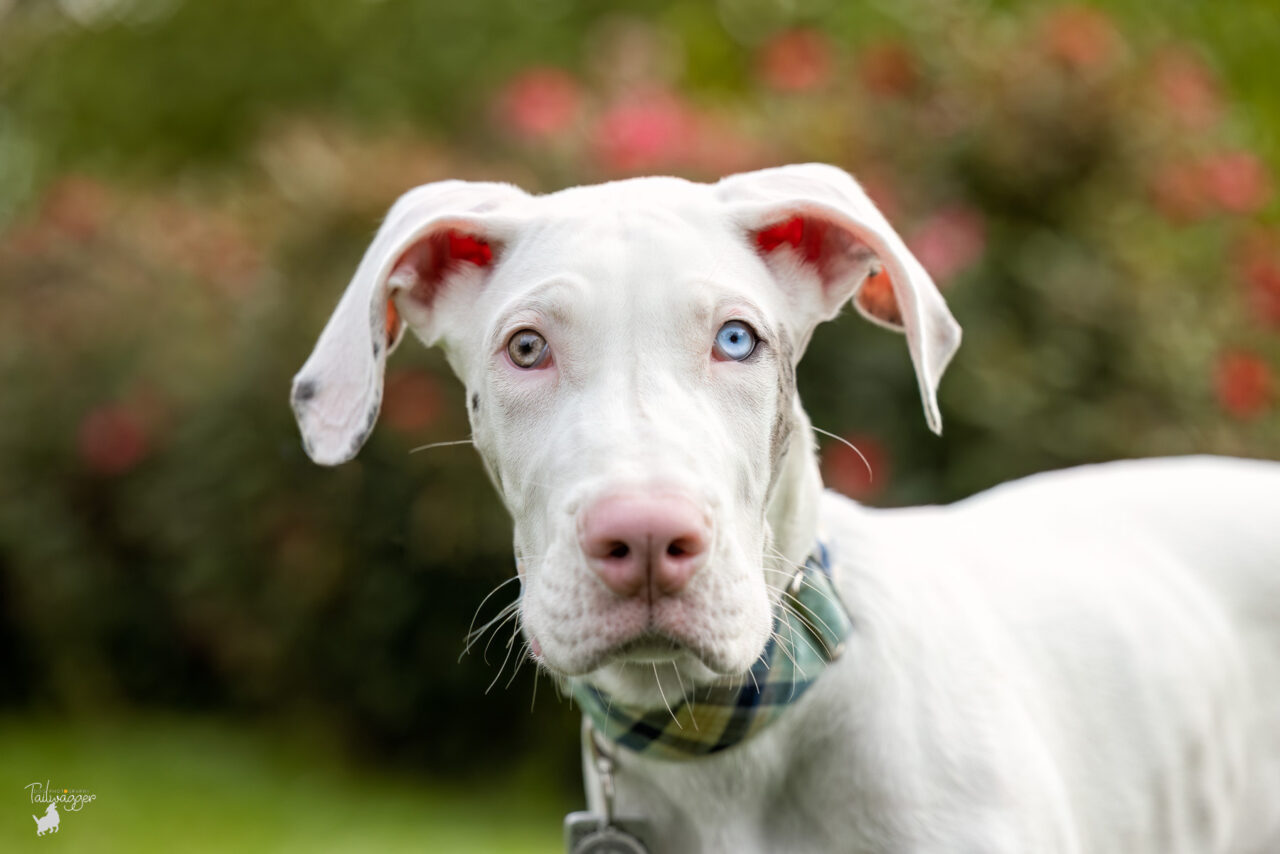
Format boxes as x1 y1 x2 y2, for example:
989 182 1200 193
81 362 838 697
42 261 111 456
765 399 825 573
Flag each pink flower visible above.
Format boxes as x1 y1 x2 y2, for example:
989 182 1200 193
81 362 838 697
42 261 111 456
907 206 986 283
1041 5 1121 70
3 175 115 258
687 115 766 176
1248 261 1280 327
381 369 443 436
1235 230 1280 327
130 201 263 295
1214 351 1272 419
1150 47 1221 130
495 68 583 141
758 29 834 93
1150 153 1271 222
77 403 151 476
857 41 919 99
591 91 696 174
1200 151 1271 215
1149 160 1210 223
821 433 888 501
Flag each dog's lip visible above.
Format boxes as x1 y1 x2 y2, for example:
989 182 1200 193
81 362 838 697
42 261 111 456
608 631 689 663
538 629 717 676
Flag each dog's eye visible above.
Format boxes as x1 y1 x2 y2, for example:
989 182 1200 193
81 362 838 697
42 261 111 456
713 321 757 361
507 329 549 368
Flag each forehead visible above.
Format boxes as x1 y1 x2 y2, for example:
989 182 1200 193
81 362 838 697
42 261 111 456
489 190 778 320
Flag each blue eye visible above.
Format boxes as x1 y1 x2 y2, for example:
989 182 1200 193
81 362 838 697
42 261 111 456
714 321 757 361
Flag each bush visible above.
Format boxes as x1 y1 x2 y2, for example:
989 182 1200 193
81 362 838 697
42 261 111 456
0 1 1275 779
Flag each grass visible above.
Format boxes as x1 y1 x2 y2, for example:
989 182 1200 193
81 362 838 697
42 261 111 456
1 714 571 854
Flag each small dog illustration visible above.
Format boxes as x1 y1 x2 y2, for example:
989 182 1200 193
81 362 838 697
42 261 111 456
33 802 59 836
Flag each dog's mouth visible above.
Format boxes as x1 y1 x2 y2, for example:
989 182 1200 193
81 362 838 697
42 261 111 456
522 551 776 681
530 623 726 678
557 627 750 706
608 630 692 664
578 628 746 681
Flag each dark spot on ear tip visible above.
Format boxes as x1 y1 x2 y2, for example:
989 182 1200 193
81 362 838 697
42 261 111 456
345 403 380 457
471 393 480 413
294 380 317 403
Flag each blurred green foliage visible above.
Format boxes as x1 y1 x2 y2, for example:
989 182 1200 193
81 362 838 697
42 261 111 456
0 0 1277 799
0 715 568 852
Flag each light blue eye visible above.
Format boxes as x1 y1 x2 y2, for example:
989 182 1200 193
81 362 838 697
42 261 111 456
714 320 757 361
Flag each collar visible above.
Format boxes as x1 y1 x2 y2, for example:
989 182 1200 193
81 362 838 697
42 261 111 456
568 542 852 761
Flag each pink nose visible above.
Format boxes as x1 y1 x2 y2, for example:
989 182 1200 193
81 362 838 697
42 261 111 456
579 493 710 598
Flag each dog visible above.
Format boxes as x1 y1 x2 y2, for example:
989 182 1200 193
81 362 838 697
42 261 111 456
33 802 59 836
292 163 1280 853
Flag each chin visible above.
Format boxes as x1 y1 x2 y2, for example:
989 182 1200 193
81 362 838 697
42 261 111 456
560 630 769 708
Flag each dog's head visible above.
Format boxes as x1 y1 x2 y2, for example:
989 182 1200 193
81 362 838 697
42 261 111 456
292 164 959 703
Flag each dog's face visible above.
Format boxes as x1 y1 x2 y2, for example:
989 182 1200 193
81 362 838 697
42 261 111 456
292 165 959 703
450 189 800 687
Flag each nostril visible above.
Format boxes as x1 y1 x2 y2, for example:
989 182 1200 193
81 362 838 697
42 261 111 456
579 491 710 597
666 536 703 560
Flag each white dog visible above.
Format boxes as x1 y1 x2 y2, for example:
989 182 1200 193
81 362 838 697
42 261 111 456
33 802 59 836
292 164 1280 853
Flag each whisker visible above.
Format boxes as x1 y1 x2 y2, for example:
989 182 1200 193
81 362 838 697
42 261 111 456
653 662 681 728
464 599 519 643
812 425 872 482
482 609 520 664
486 617 522 694
670 662 697 732
778 600 826 659
781 620 803 701
762 557 844 618
785 604 823 662
462 601 520 657
462 575 523 654
506 639 530 690
765 574 840 641
409 437 476 454
771 626 807 680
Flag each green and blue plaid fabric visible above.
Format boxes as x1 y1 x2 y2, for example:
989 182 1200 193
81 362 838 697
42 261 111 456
569 543 852 761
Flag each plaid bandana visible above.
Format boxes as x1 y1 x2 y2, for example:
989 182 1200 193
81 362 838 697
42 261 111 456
568 543 852 761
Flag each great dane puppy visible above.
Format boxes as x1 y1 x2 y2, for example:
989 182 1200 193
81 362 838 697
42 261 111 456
292 164 1280 853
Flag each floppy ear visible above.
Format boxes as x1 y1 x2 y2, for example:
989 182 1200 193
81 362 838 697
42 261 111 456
291 180 526 465
716 163 962 435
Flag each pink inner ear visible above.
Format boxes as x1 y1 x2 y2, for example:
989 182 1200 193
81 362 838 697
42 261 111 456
754 216 828 265
392 229 494 310
857 268 904 327
385 299 401 348
446 231 493 267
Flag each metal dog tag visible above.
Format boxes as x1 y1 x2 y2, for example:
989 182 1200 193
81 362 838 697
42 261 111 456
564 811 651 854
